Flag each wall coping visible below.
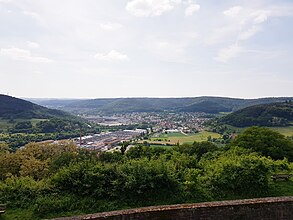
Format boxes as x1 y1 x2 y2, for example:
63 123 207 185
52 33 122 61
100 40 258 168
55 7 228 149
53 196 293 220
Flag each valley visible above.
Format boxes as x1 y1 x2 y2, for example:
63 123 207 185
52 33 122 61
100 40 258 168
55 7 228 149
1 95 293 220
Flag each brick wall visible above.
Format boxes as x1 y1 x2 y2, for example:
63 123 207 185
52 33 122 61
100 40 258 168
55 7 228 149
53 196 293 220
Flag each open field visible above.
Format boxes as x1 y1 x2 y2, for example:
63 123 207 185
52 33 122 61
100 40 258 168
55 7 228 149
149 131 221 145
271 126 293 137
225 124 293 137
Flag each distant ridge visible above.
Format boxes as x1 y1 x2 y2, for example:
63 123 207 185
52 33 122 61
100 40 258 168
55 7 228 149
0 94 72 119
27 96 293 114
219 101 293 127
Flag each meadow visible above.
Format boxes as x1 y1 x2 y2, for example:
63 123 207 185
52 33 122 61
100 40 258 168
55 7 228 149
224 124 293 137
149 131 221 145
271 126 293 137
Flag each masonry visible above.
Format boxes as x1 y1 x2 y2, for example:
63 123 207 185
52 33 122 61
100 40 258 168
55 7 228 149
53 196 293 220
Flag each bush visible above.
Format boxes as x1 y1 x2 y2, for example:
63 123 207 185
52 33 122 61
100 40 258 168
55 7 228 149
232 127 293 161
0 176 50 208
114 159 181 202
200 147 270 198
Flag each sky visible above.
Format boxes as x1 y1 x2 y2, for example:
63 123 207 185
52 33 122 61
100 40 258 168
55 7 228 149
0 0 293 99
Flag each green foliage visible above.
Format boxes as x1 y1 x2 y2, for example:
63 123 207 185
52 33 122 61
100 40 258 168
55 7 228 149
49 152 79 172
0 138 293 218
41 96 292 114
11 121 33 133
0 119 100 151
220 102 293 127
0 176 50 209
115 159 180 202
0 95 102 151
98 152 123 163
175 141 218 160
232 126 293 161
35 118 81 133
200 148 270 198
126 145 169 159
51 158 181 203
177 101 230 113
0 143 9 154
0 94 70 119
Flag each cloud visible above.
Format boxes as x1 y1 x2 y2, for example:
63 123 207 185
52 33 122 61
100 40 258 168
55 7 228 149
100 22 123 31
238 25 262 40
22 10 43 22
26 41 40 49
215 44 243 63
94 50 129 61
126 0 181 17
223 6 242 17
211 4 293 63
208 4 293 49
185 3 200 16
223 5 293 41
0 47 52 63
251 10 269 24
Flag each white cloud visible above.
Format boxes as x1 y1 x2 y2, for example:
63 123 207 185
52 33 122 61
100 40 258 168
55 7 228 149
26 41 40 49
223 6 242 17
213 5 293 45
215 44 243 63
238 25 262 40
206 26 239 45
249 10 270 24
211 5 293 63
220 7 270 42
185 3 200 16
22 10 43 22
126 0 181 17
94 50 129 61
0 47 52 63
100 22 123 31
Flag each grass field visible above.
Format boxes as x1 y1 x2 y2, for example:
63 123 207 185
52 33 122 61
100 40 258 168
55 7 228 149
226 124 293 137
271 126 293 137
149 131 221 145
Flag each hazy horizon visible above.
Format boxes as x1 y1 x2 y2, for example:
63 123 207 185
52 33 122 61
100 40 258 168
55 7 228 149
19 95 293 100
1 0 293 98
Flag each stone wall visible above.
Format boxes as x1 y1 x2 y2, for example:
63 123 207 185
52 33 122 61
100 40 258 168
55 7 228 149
53 196 293 220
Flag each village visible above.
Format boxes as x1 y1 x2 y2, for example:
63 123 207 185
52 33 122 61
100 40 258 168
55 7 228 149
77 112 215 151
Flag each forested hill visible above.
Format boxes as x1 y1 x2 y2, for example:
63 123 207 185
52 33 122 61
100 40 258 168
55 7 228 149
219 101 293 127
27 96 293 114
0 94 72 119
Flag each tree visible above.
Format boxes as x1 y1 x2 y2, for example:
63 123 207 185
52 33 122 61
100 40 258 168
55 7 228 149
12 121 33 133
19 157 49 180
231 126 293 161
0 142 9 154
120 141 130 155
176 141 218 160
200 147 270 197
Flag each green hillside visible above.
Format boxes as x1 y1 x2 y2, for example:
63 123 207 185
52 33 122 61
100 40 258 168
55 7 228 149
177 101 230 113
0 94 71 119
0 95 98 150
27 96 293 114
219 102 293 127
